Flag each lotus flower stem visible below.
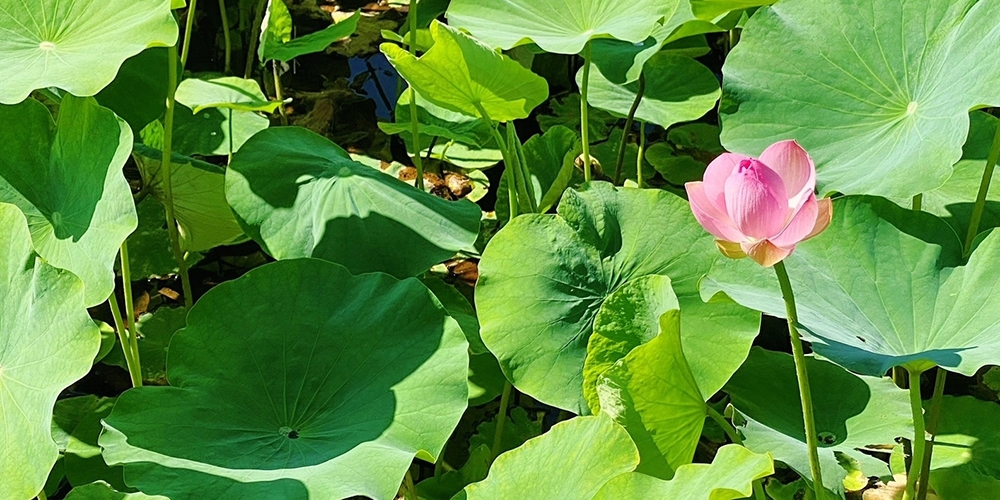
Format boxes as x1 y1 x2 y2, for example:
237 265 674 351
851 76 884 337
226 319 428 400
406 1 425 190
902 367 927 500
491 381 514 460
915 368 947 500
108 292 141 387
706 406 766 500
219 0 232 74
163 43 196 309
613 73 646 184
580 41 593 182
773 261 827 499
180 0 199 70
119 241 142 380
963 117 1000 257
636 121 646 189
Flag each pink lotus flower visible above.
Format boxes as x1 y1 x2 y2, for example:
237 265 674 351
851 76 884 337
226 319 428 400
685 140 832 268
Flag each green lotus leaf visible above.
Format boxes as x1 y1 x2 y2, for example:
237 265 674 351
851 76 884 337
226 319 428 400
690 0 775 20
894 111 1000 240
262 10 360 63
379 91 495 148
100 259 469 500
496 125 581 226
446 0 679 55
95 48 173 133
124 198 203 278
0 204 100 500
724 348 912 493
226 127 482 278
928 396 1000 499
476 181 759 413
458 415 639 500
538 94 618 141
703 196 1000 377
64 481 166 500
720 0 1000 199
582 53 720 129
381 21 549 122
103 307 186 385
593 444 774 500
0 96 137 306
0 0 177 104
133 145 246 252
175 76 282 114
171 80 270 157
52 396 127 490
596 310 706 479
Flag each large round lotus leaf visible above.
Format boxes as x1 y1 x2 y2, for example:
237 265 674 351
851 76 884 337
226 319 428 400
595 310 706 479
0 204 100 500
381 21 549 122
893 111 1000 240
704 196 1000 377
457 415 639 500
720 0 1000 199
593 444 773 500
476 181 759 413
928 396 1000 499
132 145 246 252
0 96 137 306
724 348 912 493
226 127 482 278
447 0 679 55
582 53 720 129
100 259 469 500
0 0 177 104
52 396 127 490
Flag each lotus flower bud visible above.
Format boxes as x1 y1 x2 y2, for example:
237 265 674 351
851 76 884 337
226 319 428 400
685 140 832 267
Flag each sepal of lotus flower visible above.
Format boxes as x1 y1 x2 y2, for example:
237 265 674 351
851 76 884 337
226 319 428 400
687 140 832 267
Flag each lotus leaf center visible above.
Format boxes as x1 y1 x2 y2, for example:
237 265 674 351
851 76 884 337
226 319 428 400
278 426 300 439
817 431 837 445
38 41 56 51
906 101 918 116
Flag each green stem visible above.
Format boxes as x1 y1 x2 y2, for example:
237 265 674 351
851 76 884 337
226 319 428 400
729 28 741 52
508 121 537 212
773 261 827 500
964 117 1000 257
180 0 199 70
400 469 418 500
613 73 646 184
636 121 646 189
916 368 946 500
218 0 231 74
244 0 267 78
108 293 141 387
477 103 519 219
580 41 593 182
164 44 195 309
119 241 142 379
406 1 425 191
491 381 513 460
36 490 47 500
902 368 927 500
706 406 766 500
272 61 288 125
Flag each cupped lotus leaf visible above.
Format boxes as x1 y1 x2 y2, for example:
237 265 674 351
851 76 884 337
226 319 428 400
720 0 1000 199
381 21 549 122
100 259 469 500
583 53 720 129
446 0 680 55
724 348 912 493
133 145 246 252
0 204 101 500
226 127 482 278
593 444 774 500
65 481 166 500
0 96 137 306
928 396 1000 499
94 48 173 133
458 415 639 500
583 275 679 412
262 10 360 63
175 76 282 114
596 310 706 479
0 0 177 104
703 196 1000 377
476 181 759 413
893 111 1000 240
